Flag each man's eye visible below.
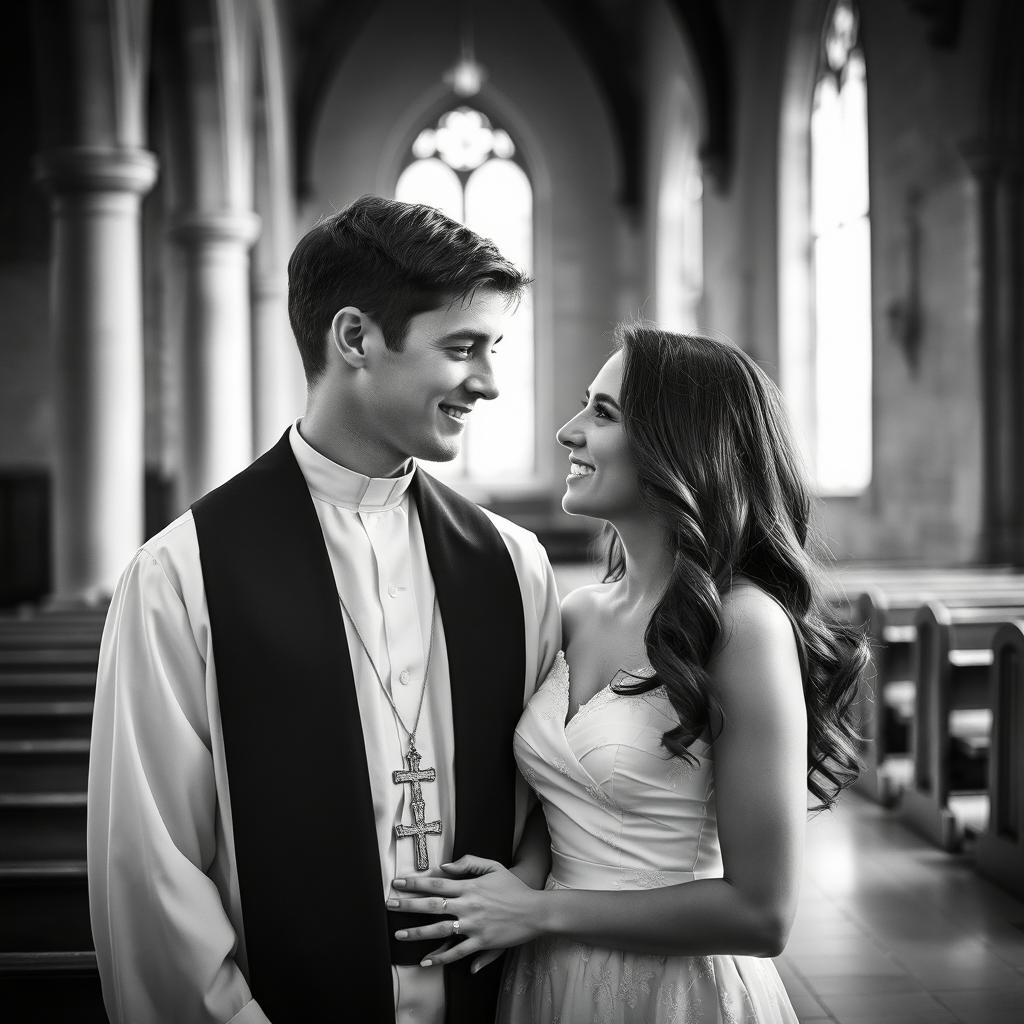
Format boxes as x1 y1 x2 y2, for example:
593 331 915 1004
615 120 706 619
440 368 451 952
451 347 473 357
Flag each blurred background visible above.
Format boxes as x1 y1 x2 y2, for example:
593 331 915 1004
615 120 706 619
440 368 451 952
2 0 1020 607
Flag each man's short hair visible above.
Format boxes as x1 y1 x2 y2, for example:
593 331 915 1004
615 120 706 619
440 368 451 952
287 195 531 382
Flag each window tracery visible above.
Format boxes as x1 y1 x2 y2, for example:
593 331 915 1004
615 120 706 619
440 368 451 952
396 107 534 485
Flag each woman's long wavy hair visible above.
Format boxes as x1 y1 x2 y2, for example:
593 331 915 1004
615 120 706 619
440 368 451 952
605 324 869 811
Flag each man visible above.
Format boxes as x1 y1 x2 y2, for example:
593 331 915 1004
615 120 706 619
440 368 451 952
88 196 561 1023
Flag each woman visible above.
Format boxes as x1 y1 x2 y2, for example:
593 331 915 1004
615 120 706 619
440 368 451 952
390 325 868 1022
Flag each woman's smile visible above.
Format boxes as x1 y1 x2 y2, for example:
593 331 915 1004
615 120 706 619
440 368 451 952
566 456 595 481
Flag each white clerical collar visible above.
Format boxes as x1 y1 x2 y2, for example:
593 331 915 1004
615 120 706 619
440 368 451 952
289 421 414 511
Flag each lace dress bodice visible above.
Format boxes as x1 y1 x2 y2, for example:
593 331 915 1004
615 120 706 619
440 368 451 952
514 651 722 892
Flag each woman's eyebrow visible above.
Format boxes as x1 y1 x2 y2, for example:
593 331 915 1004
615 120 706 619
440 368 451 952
585 388 621 410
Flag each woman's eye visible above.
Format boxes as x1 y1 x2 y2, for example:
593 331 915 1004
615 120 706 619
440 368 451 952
593 404 609 419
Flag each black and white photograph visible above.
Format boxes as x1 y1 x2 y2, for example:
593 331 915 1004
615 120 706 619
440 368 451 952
1 1 1023 1022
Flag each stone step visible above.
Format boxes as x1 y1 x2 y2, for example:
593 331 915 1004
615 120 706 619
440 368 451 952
0 740 90 792
0 609 106 626
0 636 102 654
0 673 96 702
0 616 101 623
0 701 93 742
0 793 87 861
0 619 102 630
0 621 102 631
0 649 98 674
0 862 91 951
0 949 97 975
0 952 106 1024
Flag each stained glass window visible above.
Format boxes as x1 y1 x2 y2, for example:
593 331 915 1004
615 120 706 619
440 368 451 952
808 0 872 494
396 108 534 487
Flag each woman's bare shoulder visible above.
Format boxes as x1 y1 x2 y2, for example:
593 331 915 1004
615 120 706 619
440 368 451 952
715 579 798 668
560 583 612 647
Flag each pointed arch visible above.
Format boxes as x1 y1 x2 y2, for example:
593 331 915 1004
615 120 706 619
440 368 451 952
662 0 733 189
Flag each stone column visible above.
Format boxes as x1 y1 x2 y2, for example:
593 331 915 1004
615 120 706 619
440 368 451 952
172 211 261 507
34 146 158 603
963 142 1024 564
251 269 302 455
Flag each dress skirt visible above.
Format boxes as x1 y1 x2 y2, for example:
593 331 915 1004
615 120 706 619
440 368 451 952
498 930 798 1024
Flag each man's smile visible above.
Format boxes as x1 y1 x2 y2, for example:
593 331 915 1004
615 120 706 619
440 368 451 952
439 403 471 423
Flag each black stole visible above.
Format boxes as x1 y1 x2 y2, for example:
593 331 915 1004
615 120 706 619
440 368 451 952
192 432 526 1022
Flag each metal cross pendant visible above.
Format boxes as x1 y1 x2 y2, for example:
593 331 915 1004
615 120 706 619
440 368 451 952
392 738 442 871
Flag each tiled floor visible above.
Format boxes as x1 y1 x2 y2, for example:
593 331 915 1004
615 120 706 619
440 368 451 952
776 791 1024 1023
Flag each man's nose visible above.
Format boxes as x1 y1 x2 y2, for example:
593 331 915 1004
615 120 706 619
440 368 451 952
466 368 499 401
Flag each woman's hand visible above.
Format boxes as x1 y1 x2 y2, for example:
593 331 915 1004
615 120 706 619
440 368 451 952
389 855 545 969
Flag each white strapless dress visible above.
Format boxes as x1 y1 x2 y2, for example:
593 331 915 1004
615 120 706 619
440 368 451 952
497 651 798 1024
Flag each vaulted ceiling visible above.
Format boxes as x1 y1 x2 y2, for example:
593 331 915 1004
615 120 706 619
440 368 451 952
285 0 732 208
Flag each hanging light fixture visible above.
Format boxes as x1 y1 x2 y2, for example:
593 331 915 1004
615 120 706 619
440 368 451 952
443 0 487 98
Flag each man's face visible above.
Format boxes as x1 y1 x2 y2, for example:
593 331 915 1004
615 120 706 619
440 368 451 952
363 287 510 468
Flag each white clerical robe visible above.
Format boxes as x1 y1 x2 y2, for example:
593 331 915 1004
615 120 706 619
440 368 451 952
87 423 561 1024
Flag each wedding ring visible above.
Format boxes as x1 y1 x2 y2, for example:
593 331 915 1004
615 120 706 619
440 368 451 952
440 898 447 912
451 919 461 936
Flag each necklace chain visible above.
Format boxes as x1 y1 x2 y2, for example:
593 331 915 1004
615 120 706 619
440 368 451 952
336 591 438 747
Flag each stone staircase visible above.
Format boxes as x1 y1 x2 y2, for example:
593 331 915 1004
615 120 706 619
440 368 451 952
0 609 107 1021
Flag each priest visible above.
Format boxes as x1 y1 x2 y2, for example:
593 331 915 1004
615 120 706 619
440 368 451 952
87 195 561 1023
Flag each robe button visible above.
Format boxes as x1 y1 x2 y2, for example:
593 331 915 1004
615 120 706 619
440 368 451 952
399 670 411 685
388 584 400 598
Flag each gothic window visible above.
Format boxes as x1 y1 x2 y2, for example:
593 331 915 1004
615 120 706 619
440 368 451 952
395 107 534 486
808 0 872 493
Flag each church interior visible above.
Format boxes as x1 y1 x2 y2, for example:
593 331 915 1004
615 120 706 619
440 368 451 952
2 0 1024 1020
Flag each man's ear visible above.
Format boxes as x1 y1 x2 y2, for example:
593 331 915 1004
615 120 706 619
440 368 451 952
329 306 373 368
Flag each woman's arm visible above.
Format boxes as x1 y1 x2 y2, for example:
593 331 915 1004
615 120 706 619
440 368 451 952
392 585 807 963
540 585 807 955
445 797 552 971
507 801 552 890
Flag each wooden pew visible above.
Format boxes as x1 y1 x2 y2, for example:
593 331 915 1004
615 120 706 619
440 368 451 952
975 621 1024 900
851 583 1024 804
900 602 1024 851
850 587 914 805
832 565 1022 587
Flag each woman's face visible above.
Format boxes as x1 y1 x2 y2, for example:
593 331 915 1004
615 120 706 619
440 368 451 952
556 350 642 520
